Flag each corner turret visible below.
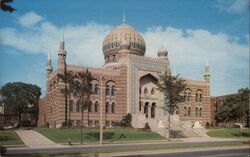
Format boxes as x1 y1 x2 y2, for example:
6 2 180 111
46 52 53 78
57 39 67 74
204 61 211 83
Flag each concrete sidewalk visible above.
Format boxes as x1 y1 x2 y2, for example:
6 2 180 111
16 130 64 148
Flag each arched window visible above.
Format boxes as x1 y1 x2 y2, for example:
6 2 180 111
111 102 116 113
111 85 116 96
88 101 92 112
199 108 202 117
196 90 203 102
144 88 148 94
106 85 110 96
94 84 99 95
188 107 191 117
184 107 187 116
151 88 155 95
105 102 109 113
184 92 187 101
94 101 99 112
195 107 198 117
196 93 198 102
187 93 191 101
144 102 149 118
76 100 81 112
69 99 74 112
151 103 156 118
139 101 142 111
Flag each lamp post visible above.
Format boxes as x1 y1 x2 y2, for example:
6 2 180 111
241 91 244 138
99 76 103 145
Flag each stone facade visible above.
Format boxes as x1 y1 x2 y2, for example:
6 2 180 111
38 21 212 129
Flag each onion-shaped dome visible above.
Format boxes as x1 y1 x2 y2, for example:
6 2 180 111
103 23 146 63
158 46 168 57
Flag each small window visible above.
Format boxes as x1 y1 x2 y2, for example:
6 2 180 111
106 85 110 96
151 88 155 95
144 88 148 94
188 107 191 117
111 85 116 96
111 102 116 113
94 84 99 95
184 107 187 116
187 93 191 101
105 102 109 113
94 101 99 112
199 108 202 117
195 107 198 117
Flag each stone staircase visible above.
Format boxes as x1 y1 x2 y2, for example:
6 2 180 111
132 114 206 138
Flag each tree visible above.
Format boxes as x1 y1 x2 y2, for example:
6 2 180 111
0 0 15 12
0 82 41 126
71 69 93 144
58 71 75 127
216 88 249 127
119 113 132 127
157 71 186 141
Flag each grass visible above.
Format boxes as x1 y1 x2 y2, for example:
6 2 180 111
3 141 247 157
0 130 23 145
33 127 166 144
206 128 250 138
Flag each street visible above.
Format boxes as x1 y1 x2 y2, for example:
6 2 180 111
123 148 250 157
5 140 247 155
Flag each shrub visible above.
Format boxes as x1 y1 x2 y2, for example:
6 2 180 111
119 113 132 127
0 146 6 155
205 122 210 128
144 122 151 131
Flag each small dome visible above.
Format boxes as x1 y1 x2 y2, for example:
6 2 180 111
103 23 146 63
158 46 168 57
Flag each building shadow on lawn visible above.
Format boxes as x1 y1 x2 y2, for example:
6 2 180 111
0 136 16 142
232 132 250 137
85 132 115 141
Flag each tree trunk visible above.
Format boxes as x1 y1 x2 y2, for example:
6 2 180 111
87 109 89 127
80 108 84 144
168 110 170 142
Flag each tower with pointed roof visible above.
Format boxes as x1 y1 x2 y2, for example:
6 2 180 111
204 61 211 83
46 52 53 78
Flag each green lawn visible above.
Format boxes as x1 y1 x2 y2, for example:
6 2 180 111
0 130 23 145
206 128 250 138
33 127 165 144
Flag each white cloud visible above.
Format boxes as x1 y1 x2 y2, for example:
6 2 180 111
215 0 248 14
0 12 249 96
18 11 44 27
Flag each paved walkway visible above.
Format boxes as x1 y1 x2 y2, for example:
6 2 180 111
16 130 64 148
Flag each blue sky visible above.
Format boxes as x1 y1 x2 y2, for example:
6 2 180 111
0 0 249 96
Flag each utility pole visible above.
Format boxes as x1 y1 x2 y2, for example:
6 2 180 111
80 103 84 144
100 76 103 145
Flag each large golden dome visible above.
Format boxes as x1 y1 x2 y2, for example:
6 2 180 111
102 23 146 63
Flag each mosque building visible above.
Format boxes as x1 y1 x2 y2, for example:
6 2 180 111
38 17 211 137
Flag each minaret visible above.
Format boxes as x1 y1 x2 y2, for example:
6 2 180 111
45 51 53 78
57 36 67 75
204 61 211 83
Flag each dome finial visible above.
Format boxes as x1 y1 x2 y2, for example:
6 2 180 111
122 10 126 23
